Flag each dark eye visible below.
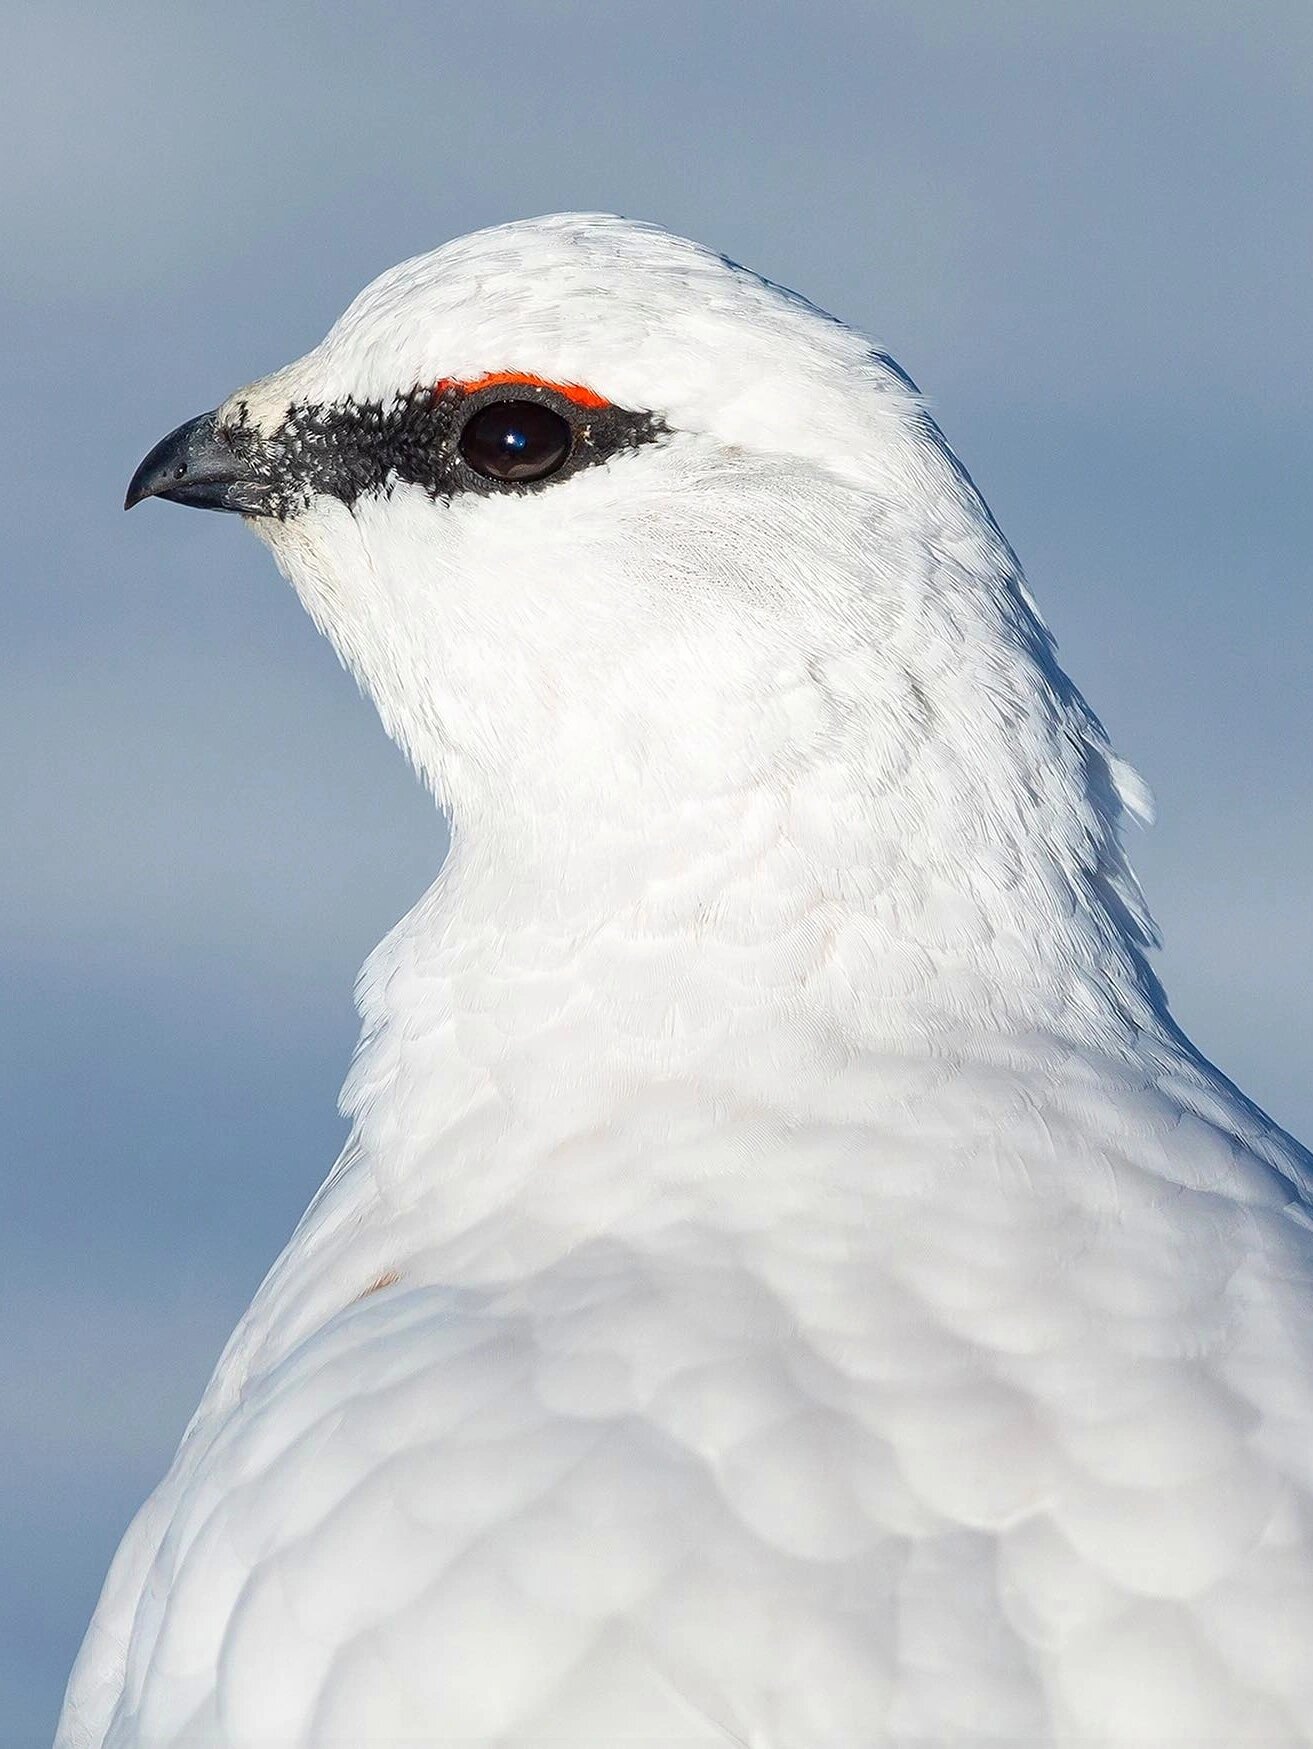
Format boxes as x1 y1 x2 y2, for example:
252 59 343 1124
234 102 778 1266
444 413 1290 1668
458 399 572 483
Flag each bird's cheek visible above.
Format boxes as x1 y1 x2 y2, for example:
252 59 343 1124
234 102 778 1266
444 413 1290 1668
253 502 369 637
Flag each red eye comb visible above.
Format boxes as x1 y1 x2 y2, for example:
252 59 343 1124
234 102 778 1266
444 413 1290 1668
434 371 610 411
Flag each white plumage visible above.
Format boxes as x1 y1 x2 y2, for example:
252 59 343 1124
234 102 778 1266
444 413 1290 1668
62 214 1313 1747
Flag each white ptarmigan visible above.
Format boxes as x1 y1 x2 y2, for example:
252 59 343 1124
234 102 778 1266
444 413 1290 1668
63 214 1313 1748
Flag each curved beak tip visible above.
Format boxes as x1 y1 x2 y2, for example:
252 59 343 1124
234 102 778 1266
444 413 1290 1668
123 468 159 512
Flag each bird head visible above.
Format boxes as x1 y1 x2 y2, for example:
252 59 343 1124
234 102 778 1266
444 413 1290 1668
126 216 978 822
127 213 1153 1018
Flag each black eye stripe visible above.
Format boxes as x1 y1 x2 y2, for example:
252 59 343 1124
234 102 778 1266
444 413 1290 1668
222 382 665 518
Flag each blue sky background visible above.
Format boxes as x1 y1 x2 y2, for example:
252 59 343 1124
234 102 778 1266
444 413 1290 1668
4 2 1310 1739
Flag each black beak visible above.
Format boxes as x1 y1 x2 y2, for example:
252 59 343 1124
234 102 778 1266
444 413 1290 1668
125 410 274 515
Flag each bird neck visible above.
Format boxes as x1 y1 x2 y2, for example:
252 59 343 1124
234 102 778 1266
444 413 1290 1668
343 701 1167 1167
